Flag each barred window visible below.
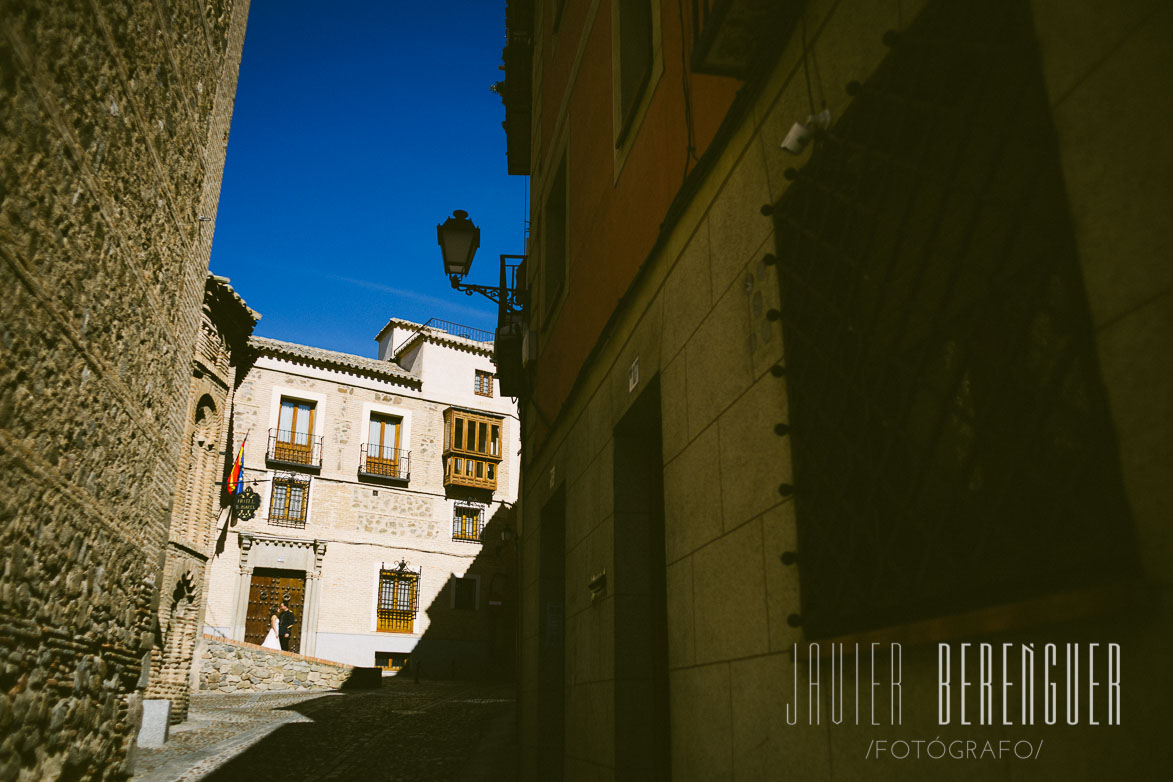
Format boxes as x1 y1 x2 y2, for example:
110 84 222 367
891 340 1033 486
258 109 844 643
453 504 484 542
377 564 420 633
771 0 1136 639
474 370 494 397
269 475 309 527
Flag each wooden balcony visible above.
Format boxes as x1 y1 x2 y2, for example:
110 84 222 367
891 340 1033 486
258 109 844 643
443 408 503 492
444 455 499 491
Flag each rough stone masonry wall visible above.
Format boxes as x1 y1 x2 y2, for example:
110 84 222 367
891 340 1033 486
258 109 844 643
199 636 357 693
0 1 250 779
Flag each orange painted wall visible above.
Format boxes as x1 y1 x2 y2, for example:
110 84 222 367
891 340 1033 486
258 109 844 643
527 0 741 439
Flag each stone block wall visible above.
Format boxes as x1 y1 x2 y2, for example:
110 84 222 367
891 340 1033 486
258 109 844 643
0 1 250 778
198 635 359 693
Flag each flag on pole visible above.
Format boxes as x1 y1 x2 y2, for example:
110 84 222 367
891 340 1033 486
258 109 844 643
227 434 247 495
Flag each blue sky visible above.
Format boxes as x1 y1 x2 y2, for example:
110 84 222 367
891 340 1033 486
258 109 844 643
209 1 525 357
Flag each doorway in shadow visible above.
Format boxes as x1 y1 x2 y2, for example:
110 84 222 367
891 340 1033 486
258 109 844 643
613 378 669 780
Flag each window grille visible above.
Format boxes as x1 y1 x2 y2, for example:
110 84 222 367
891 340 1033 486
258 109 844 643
269 475 310 528
453 504 485 542
377 562 420 633
474 370 494 397
770 0 1136 639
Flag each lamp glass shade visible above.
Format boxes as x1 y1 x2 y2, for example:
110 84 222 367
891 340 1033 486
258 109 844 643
438 210 480 277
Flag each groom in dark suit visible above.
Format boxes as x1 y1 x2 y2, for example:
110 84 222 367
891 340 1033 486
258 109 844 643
278 599 296 652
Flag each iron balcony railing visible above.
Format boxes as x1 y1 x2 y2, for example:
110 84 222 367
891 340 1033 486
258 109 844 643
392 318 495 356
360 444 410 480
267 428 323 470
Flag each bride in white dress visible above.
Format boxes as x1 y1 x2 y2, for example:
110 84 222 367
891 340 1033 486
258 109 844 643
261 606 282 650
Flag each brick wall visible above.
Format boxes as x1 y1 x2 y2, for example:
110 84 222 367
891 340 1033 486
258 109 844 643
146 277 255 723
0 1 250 778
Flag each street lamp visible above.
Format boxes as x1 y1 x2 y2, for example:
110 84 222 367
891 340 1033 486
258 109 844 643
437 209 528 397
437 209 481 279
435 210 525 316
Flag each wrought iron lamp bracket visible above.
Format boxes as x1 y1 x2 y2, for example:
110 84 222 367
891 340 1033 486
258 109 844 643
447 253 526 315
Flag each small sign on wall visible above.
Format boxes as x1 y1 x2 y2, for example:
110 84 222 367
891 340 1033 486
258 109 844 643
628 356 640 392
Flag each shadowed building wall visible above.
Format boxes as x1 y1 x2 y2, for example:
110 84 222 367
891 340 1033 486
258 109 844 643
0 1 250 778
501 0 1173 779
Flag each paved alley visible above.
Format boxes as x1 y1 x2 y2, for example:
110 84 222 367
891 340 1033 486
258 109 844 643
132 680 517 782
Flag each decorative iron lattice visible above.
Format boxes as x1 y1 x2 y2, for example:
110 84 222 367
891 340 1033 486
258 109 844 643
453 503 485 542
771 0 1137 638
268 475 310 528
377 562 421 633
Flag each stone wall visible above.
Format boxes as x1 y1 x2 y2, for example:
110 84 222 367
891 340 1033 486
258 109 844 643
0 1 250 779
198 635 359 693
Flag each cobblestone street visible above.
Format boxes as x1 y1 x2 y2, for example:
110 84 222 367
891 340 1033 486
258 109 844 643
132 680 517 782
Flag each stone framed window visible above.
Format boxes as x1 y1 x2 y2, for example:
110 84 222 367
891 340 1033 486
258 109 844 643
610 0 663 174
273 397 316 465
269 474 310 528
452 576 479 611
453 503 485 542
377 565 420 633
474 369 494 397
362 413 406 479
542 151 568 324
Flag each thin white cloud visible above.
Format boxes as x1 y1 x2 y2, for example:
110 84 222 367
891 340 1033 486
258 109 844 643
324 274 494 323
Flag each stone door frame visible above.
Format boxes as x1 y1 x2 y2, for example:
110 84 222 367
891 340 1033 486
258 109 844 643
229 533 327 657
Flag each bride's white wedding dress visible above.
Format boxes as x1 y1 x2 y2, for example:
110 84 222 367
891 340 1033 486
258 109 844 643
261 626 281 650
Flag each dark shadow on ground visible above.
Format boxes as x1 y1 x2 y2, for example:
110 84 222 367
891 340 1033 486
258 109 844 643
201 679 517 782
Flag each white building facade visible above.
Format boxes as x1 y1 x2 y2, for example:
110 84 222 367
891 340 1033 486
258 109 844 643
203 319 519 675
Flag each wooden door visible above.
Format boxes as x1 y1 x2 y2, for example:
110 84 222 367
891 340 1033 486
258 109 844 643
245 568 306 653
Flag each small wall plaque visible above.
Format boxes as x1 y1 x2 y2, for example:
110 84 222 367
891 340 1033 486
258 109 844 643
236 487 260 521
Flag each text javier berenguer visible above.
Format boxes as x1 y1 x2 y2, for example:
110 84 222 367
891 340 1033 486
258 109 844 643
783 642 1121 727
938 642 1121 726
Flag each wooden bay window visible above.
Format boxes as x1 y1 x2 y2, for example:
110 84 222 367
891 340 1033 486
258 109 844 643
443 408 502 490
